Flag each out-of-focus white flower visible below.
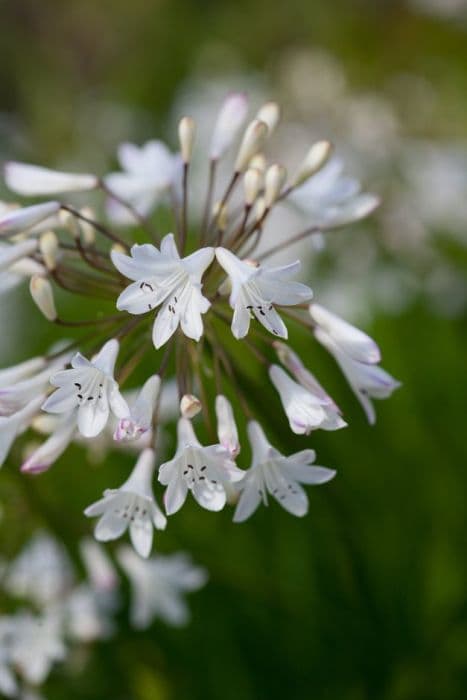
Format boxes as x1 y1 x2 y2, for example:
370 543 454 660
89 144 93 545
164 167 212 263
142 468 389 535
0 396 44 468
210 92 249 160
3 533 74 607
105 141 182 224
0 201 60 235
310 303 401 423
215 395 240 457
21 414 76 474
117 546 207 628
234 421 335 522
79 538 119 593
112 234 214 348
291 157 379 228
0 355 66 417
8 611 66 686
158 417 244 515
4 162 98 196
0 620 17 698
114 375 160 442
64 584 115 643
269 364 346 434
215 247 312 339
0 239 37 272
43 340 129 438
85 448 166 558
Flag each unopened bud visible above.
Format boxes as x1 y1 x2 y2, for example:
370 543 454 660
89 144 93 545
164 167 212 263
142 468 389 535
212 201 228 231
254 196 267 223
111 242 127 256
264 164 287 208
235 120 268 173
178 116 196 164
243 168 262 207
79 207 96 245
59 209 80 239
39 231 59 271
256 102 280 135
293 141 333 186
215 395 240 457
30 275 57 321
180 394 202 419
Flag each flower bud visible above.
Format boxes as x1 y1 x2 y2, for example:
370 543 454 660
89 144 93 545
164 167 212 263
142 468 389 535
254 196 267 223
243 168 262 206
255 101 280 135
212 201 228 231
215 395 240 457
178 116 196 164
234 120 268 173
293 141 333 186
249 153 267 174
111 242 128 256
180 394 202 419
210 92 249 160
0 201 60 236
79 207 96 245
4 162 98 196
264 164 287 208
59 210 80 239
30 275 57 321
39 231 59 271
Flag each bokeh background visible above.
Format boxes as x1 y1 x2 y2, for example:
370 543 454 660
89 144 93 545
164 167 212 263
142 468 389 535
1 0 467 698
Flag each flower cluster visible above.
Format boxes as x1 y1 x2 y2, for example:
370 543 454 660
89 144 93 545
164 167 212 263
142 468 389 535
0 93 400 563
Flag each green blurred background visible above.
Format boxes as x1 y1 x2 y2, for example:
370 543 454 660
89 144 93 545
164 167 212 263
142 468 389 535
1 1 467 698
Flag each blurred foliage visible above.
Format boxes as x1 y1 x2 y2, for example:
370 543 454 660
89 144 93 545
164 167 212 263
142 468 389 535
1 0 467 699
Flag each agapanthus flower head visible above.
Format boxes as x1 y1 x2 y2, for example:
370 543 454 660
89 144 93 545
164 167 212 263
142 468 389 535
0 91 398 570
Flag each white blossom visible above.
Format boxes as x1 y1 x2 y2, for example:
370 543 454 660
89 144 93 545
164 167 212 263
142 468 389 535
234 421 335 522
0 201 60 235
85 448 166 558
8 611 66 686
42 339 129 438
112 234 214 348
21 414 76 474
4 162 98 196
158 417 244 515
116 546 207 628
209 92 249 160
215 247 313 339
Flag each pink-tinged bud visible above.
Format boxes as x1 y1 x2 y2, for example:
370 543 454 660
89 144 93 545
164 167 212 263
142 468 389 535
255 101 281 135
234 120 268 173
210 92 249 160
264 164 287 207
0 201 60 236
293 141 333 186
180 394 202 419
29 275 57 321
4 162 98 196
178 116 196 164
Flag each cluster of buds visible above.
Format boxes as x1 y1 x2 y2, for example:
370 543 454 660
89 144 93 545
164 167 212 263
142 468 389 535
0 92 400 560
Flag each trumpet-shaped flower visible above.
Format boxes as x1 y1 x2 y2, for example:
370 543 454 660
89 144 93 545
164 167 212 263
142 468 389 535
116 546 207 628
215 247 313 339
42 339 129 438
269 364 346 434
85 448 166 558
158 418 244 515
234 421 335 522
112 234 214 348
105 141 182 224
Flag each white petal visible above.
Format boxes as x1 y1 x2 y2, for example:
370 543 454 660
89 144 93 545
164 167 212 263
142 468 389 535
310 303 381 363
163 473 188 515
0 201 60 235
20 419 75 474
4 162 97 195
233 475 262 522
77 400 110 438
231 302 251 339
92 339 119 375
182 246 215 279
129 516 153 558
0 239 38 272
95 511 128 541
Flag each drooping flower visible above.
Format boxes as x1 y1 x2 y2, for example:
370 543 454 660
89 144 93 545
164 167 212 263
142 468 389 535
21 413 76 474
112 233 214 348
114 375 160 442
234 421 335 522
310 303 401 423
84 448 166 558
291 156 380 228
42 339 129 438
158 417 244 515
116 546 207 628
215 247 313 339
104 141 182 224
269 364 346 434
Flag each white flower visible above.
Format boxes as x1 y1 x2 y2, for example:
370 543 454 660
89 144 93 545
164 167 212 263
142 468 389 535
79 538 119 593
0 239 37 272
4 162 98 196
291 157 380 228
0 356 65 417
0 396 44 468
0 620 17 699
42 339 129 438
215 394 240 457
158 417 244 515
84 448 166 558
0 201 60 235
269 364 346 434
233 421 335 522
114 375 160 442
209 92 249 160
112 233 214 348
8 610 66 686
215 247 313 339
116 546 207 628
310 303 401 424
64 584 115 643
21 414 76 474
104 141 182 224
3 533 74 608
